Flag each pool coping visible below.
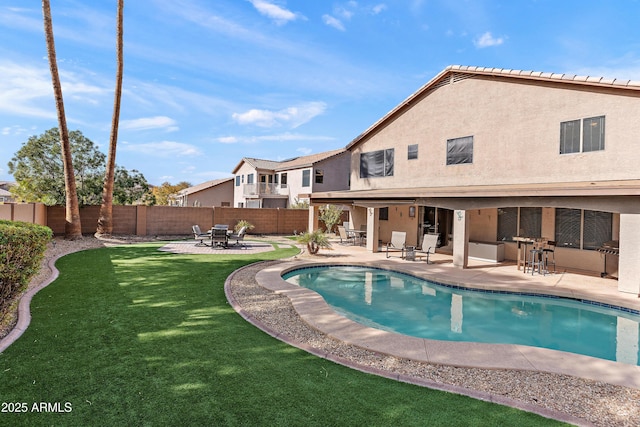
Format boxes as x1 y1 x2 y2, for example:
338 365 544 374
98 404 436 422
250 259 640 391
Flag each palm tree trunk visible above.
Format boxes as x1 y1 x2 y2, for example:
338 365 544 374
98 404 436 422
42 0 82 240
97 0 124 237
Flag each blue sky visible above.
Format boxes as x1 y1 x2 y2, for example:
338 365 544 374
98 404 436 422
1 0 639 186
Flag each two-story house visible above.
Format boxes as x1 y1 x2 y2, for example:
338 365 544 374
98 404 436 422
309 65 640 295
232 149 350 208
173 178 234 207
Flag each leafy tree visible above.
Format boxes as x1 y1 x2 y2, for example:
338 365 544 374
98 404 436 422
8 128 149 206
290 197 309 209
151 181 191 205
113 167 149 205
318 204 343 233
42 0 82 239
97 0 124 237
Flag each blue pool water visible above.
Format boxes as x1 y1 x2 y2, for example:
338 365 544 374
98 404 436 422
282 266 640 365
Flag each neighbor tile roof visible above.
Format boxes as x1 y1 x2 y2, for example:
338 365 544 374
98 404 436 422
233 148 346 174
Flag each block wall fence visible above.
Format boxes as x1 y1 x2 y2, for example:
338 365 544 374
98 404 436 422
0 204 312 236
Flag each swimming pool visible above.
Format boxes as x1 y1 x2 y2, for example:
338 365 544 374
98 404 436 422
282 265 640 366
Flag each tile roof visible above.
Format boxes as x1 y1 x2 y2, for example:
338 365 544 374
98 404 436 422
177 177 233 195
232 148 346 173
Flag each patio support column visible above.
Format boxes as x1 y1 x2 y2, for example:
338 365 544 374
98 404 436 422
366 207 379 253
618 213 640 295
452 209 469 268
308 205 320 233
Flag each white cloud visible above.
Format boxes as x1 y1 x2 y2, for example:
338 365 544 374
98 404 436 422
474 31 505 48
120 141 202 157
214 132 335 144
371 4 387 15
232 102 327 128
247 0 303 25
121 116 179 132
322 14 345 31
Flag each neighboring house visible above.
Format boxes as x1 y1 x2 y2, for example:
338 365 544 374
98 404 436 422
310 65 640 296
0 181 15 203
231 149 350 208
173 177 234 207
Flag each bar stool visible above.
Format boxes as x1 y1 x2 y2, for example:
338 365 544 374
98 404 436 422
542 240 556 274
527 248 545 275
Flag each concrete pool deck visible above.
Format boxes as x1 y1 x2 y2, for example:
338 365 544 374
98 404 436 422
250 241 640 390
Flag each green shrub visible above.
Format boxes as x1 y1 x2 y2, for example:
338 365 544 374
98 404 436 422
0 221 52 317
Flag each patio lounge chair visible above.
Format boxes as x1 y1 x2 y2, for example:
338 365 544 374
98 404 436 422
211 227 229 248
337 226 355 245
229 226 247 248
386 231 406 258
192 225 212 247
417 233 439 264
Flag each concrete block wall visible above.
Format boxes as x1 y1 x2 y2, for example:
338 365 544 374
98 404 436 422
2 203 308 236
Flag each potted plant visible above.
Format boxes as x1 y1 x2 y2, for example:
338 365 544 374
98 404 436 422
234 220 255 233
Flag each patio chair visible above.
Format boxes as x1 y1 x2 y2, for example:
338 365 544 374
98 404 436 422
386 231 406 258
229 226 247 248
337 226 355 245
417 233 439 264
192 225 211 247
211 227 229 248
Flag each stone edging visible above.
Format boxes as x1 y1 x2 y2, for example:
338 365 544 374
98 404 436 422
223 261 586 426
0 255 61 353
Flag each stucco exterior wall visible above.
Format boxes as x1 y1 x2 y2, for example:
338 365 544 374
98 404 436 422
313 151 351 193
350 76 640 191
184 180 233 207
233 163 258 207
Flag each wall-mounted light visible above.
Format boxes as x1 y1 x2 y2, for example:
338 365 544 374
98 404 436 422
409 206 416 217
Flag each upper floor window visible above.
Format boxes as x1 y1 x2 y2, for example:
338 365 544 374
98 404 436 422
408 144 418 160
360 148 394 178
274 174 279 184
446 136 473 165
281 173 287 186
247 173 254 184
235 176 240 186
560 116 605 154
302 169 310 187
315 169 324 184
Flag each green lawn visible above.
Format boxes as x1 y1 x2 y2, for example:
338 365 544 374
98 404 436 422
0 243 566 426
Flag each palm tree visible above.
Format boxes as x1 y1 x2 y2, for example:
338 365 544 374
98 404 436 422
42 0 82 240
96 0 124 237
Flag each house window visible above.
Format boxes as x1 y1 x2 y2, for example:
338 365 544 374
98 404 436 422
247 173 254 184
446 136 473 165
235 176 240 186
497 207 541 241
555 208 581 248
497 207 518 241
241 174 245 183
360 148 394 178
379 207 389 221
274 174 279 184
302 170 310 187
315 169 324 184
408 144 418 160
560 116 605 154
281 173 287 186
583 116 605 152
583 210 612 250
555 208 611 250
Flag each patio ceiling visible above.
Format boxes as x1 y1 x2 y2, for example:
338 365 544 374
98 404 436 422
310 180 640 213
